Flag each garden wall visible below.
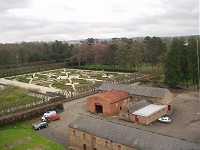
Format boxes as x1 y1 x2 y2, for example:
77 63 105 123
0 101 64 126
0 88 98 126
0 62 64 77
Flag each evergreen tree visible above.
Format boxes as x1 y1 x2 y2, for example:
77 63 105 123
165 38 182 87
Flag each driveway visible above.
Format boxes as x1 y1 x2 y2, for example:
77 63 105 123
37 91 200 149
38 96 88 147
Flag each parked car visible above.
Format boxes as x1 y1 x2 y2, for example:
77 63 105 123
41 114 61 122
158 115 172 123
43 111 56 118
33 122 48 130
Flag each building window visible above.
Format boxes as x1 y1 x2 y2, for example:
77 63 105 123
118 145 121 150
120 106 122 110
83 144 87 150
83 133 86 139
135 115 139 122
93 148 97 150
72 130 76 136
93 137 96 144
105 141 108 147
168 105 171 111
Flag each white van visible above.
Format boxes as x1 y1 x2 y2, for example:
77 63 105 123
42 111 57 121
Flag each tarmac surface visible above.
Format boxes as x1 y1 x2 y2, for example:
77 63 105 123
37 91 200 149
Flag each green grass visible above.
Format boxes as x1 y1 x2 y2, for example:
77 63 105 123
71 79 90 84
52 81 67 90
0 122 65 150
138 63 164 74
36 74 48 80
15 75 30 83
0 87 40 109
79 64 136 72
5 68 136 91
34 81 51 87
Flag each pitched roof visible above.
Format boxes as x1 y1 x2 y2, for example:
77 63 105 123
132 104 167 117
88 90 129 104
69 117 200 150
98 83 172 99
129 99 152 113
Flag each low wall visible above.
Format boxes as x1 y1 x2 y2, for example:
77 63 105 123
0 101 63 126
0 89 98 126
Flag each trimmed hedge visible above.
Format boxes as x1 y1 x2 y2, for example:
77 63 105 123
71 64 136 73
0 63 64 78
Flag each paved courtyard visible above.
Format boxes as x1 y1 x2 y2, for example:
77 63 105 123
37 90 200 149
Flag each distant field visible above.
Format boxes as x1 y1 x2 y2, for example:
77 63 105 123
0 87 40 110
0 121 65 150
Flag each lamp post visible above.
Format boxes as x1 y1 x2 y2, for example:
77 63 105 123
196 39 200 100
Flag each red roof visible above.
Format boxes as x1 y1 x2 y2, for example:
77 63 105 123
90 90 129 104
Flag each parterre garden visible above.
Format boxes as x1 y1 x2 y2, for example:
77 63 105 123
5 68 134 92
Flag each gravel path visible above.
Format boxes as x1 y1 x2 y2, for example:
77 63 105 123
0 78 60 94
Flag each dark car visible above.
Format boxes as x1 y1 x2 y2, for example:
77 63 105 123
32 122 48 130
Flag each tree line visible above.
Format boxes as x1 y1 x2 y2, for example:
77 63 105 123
0 41 72 67
165 37 200 89
0 36 199 88
70 37 166 71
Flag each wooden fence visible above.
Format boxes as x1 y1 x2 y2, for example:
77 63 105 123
0 87 97 117
104 74 150 84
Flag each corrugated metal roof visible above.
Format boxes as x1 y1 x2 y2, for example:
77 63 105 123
69 117 200 150
132 104 167 117
129 100 152 113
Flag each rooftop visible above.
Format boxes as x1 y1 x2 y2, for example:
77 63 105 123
88 90 129 104
132 104 166 117
98 83 173 104
129 99 152 112
69 117 200 150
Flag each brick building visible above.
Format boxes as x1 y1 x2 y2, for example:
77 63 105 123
68 117 137 150
68 117 200 150
87 90 129 116
98 83 173 124
130 104 168 125
98 83 173 105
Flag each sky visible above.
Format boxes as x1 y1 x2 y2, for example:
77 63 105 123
0 0 199 43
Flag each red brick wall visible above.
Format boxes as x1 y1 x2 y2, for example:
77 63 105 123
87 97 128 116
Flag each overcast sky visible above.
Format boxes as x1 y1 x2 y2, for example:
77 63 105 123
0 0 199 43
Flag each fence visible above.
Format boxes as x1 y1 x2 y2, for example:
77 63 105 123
104 74 150 84
0 96 62 117
0 101 64 125
0 87 97 117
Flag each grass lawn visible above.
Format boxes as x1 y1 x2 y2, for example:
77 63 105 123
15 75 30 83
0 122 65 150
0 87 40 110
52 81 67 90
